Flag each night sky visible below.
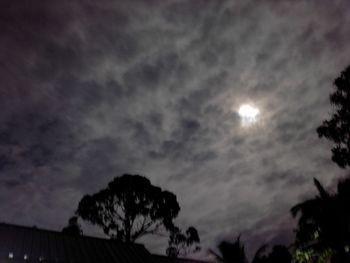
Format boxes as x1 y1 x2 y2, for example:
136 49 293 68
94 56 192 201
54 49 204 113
1 0 350 259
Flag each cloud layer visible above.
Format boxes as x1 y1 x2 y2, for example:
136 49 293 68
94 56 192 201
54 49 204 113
1 0 350 258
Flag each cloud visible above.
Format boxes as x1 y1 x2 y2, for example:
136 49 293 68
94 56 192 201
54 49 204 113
0 0 349 258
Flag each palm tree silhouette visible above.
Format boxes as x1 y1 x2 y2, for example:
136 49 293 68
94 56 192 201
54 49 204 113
291 178 350 263
208 236 248 263
219 236 248 263
208 236 291 263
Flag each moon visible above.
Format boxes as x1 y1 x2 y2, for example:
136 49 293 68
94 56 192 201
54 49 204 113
238 104 260 125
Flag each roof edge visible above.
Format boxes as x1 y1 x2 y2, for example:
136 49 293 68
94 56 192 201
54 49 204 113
0 222 147 248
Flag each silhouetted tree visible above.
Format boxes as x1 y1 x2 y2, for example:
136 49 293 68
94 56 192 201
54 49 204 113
264 245 292 263
291 178 350 263
76 174 181 242
219 237 247 263
317 65 350 168
166 226 201 257
251 245 268 263
251 245 292 263
62 216 83 236
209 236 248 263
210 237 291 263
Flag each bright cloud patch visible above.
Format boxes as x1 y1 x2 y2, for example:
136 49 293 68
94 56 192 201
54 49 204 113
238 104 260 125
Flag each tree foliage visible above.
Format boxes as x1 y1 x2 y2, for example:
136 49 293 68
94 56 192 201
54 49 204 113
208 236 248 263
166 226 201 257
291 178 350 263
317 65 350 168
76 174 180 242
210 236 291 263
253 245 292 263
62 216 83 236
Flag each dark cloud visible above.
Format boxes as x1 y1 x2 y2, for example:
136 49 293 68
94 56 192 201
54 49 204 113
0 0 349 259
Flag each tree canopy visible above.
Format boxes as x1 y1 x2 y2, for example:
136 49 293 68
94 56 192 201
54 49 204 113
62 216 83 236
208 236 249 263
166 226 201 257
209 236 291 263
291 178 350 263
76 174 180 242
253 245 292 263
317 65 350 168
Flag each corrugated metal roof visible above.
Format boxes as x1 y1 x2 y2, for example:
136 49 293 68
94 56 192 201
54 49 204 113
152 254 213 263
0 223 156 263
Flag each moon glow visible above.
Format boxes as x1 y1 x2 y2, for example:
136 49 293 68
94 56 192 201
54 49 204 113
238 104 260 125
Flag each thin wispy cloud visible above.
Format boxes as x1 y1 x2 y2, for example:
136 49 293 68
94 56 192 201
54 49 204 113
0 0 349 258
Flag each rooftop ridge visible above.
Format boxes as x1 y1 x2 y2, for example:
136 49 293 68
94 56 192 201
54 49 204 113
0 222 147 248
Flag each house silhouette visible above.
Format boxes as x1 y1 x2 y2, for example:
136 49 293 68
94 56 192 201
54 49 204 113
0 223 210 263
